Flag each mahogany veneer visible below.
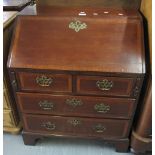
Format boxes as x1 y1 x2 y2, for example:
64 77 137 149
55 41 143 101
17 72 72 93
23 114 131 139
77 76 136 97
7 7 145 152
17 92 136 119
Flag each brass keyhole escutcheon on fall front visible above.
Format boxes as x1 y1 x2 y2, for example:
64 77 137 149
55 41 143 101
69 20 87 32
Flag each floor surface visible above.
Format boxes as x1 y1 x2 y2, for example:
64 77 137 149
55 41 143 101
3 133 134 155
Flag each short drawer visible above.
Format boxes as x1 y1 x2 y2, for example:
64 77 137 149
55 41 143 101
3 110 15 127
17 72 72 93
23 114 131 139
77 76 136 97
17 92 136 119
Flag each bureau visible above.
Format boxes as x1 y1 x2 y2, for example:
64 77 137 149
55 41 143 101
7 7 145 152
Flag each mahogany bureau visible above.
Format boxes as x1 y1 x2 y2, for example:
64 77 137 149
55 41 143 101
7 8 145 152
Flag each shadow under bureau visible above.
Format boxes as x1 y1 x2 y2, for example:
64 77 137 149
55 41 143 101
7 7 145 153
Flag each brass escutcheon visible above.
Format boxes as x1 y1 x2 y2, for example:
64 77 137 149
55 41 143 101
68 119 81 127
93 124 106 133
41 122 56 130
69 20 87 32
66 98 83 108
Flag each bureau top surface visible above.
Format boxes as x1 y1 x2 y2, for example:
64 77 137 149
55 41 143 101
8 8 145 74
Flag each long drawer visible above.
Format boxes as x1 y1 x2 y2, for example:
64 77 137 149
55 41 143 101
17 92 136 119
23 114 131 139
17 72 72 93
77 75 136 97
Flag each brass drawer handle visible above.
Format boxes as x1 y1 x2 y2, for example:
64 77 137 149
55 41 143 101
38 100 54 110
96 80 113 91
66 98 83 108
94 103 110 113
36 75 53 87
93 124 106 133
68 119 81 127
41 122 56 130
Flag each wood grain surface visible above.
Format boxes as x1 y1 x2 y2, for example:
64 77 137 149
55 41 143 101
8 10 145 74
23 114 131 139
17 92 136 119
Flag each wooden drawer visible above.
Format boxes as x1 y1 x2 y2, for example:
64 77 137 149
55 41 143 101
77 76 136 97
3 110 15 127
17 92 136 119
17 72 72 93
23 114 131 139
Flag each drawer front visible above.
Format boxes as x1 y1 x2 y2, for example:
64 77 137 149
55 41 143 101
23 114 131 139
17 72 72 93
3 110 15 127
77 76 136 97
17 92 136 119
